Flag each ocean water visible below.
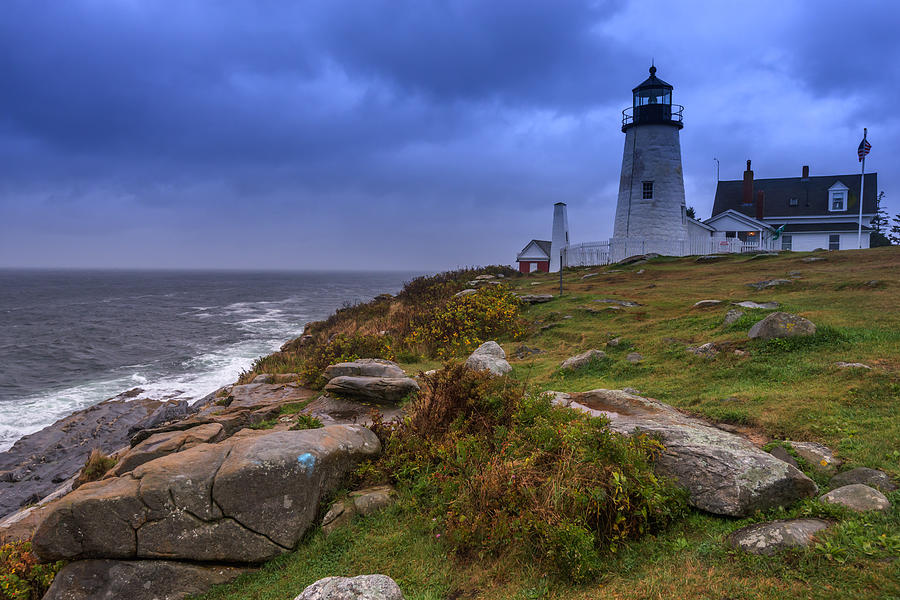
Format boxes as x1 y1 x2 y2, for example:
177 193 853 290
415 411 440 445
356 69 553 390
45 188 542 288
0 269 417 451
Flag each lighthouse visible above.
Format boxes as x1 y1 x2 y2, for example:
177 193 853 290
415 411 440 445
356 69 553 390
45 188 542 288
612 65 687 255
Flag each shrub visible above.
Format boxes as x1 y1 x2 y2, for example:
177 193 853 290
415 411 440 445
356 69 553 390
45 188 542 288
290 414 323 430
72 448 116 490
0 541 64 600
406 286 526 358
364 364 688 582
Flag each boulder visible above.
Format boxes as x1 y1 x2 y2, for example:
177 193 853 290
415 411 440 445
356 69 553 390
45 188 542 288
768 446 799 469
322 485 398 535
749 252 779 260
32 425 381 563
127 400 194 438
226 381 318 410
820 484 891 512
551 390 817 516
453 289 477 298
835 361 871 370
517 294 554 304
295 575 404 600
788 441 841 474
618 253 659 266
728 519 830 556
748 312 816 340
560 350 607 370
723 309 744 326
109 423 226 477
0 395 163 519
695 255 726 262
692 300 723 309
302 395 403 427
626 352 643 364
733 301 780 309
464 341 512 376
513 345 543 359
747 279 792 291
324 359 407 381
829 467 897 493
801 256 826 263
324 377 420 403
607 337 622 347
43 559 250 600
474 274 496 280
582 273 598 279
687 343 718 359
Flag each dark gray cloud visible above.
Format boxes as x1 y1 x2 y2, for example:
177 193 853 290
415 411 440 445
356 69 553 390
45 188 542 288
0 0 896 270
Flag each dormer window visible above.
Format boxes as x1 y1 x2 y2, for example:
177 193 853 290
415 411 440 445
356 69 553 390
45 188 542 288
828 182 849 212
789 197 799 207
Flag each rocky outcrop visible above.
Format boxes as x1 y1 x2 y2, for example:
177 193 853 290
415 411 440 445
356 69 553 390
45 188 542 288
464 341 512 376
32 425 381 563
747 279 792 291
324 359 407 381
733 301 779 310
625 352 643 363
560 350 606 370
835 361 871 370
324 376 419 403
551 389 817 516
322 485 398 534
301 395 404 427
108 423 226 477
687 343 718 359
0 395 164 519
748 312 816 340
829 467 896 493
728 519 830 555
42 559 250 600
820 484 891 512
295 575 404 600
517 294 554 304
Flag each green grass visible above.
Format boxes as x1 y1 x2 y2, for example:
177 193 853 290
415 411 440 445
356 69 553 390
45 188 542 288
195 247 900 600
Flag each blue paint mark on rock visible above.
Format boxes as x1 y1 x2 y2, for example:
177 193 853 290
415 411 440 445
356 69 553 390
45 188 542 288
297 453 316 473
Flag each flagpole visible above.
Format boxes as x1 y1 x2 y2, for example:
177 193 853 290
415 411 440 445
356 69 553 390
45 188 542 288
858 128 866 249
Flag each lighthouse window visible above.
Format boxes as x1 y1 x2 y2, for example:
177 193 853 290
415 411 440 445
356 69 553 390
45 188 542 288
642 181 653 199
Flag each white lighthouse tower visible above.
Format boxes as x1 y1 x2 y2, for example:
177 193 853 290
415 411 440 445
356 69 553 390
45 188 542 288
612 65 687 258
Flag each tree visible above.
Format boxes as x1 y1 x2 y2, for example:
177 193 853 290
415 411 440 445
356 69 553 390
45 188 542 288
890 210 900 246
686 206 696 219
870 191 892 247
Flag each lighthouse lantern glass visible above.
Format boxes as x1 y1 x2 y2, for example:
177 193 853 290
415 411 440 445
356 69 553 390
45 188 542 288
634 88 671 107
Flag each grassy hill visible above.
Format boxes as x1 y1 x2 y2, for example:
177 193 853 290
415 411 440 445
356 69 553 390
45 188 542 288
198 247 899 600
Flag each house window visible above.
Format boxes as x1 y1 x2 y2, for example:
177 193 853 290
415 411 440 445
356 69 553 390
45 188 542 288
829 234 840 250
831 193 844 210
828 182 848 212
781 234 792 251
642 181 653 199
789 198 799 207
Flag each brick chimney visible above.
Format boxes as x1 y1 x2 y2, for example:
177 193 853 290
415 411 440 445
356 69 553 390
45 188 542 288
802 165 809 180
742 159 753 206
756 190 765 220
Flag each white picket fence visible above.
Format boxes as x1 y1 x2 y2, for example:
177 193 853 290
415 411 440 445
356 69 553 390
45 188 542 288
562 237 775 267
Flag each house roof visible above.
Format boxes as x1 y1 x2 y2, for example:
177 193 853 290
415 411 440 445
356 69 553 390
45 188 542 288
517 240 551 260
687 216 716 232
704 209 774 231
712 173 877 219
779 222 873 233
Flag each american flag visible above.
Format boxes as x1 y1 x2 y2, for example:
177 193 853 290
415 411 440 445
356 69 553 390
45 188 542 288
858 136 871 162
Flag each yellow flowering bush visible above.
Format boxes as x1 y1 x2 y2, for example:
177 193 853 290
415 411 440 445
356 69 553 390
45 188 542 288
0 541 64 600
406 286 526 358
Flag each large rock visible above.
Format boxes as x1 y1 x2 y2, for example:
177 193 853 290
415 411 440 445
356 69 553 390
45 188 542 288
733 301 780 309
723 309 744 326
226 381 318 410
127 400 194 438
324 359 407 381
517 294 554 304
464 341 512 376
747 279 792 291
551 390 817 516
32 425 381 563
788 441 841 475
295 575 404 600
324 376 420 403
560 349 607 370
692 300 723 309
43 559 250 600
108 423 226 477
820 484 891 512
728 519 830 555
829 467 897 493
748 312 816 340
0 395 163 519
322 485 398 535
302 395 404 427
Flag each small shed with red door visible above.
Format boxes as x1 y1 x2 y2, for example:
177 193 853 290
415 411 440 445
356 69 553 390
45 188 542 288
516 240 551 273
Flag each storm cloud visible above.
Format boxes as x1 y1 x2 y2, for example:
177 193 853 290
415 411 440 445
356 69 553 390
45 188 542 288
1 0 896 269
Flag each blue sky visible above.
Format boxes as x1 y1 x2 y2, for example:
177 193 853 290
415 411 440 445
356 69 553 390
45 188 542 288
1 0 896 270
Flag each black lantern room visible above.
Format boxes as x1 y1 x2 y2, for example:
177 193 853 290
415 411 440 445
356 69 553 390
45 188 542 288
622 65 684 132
